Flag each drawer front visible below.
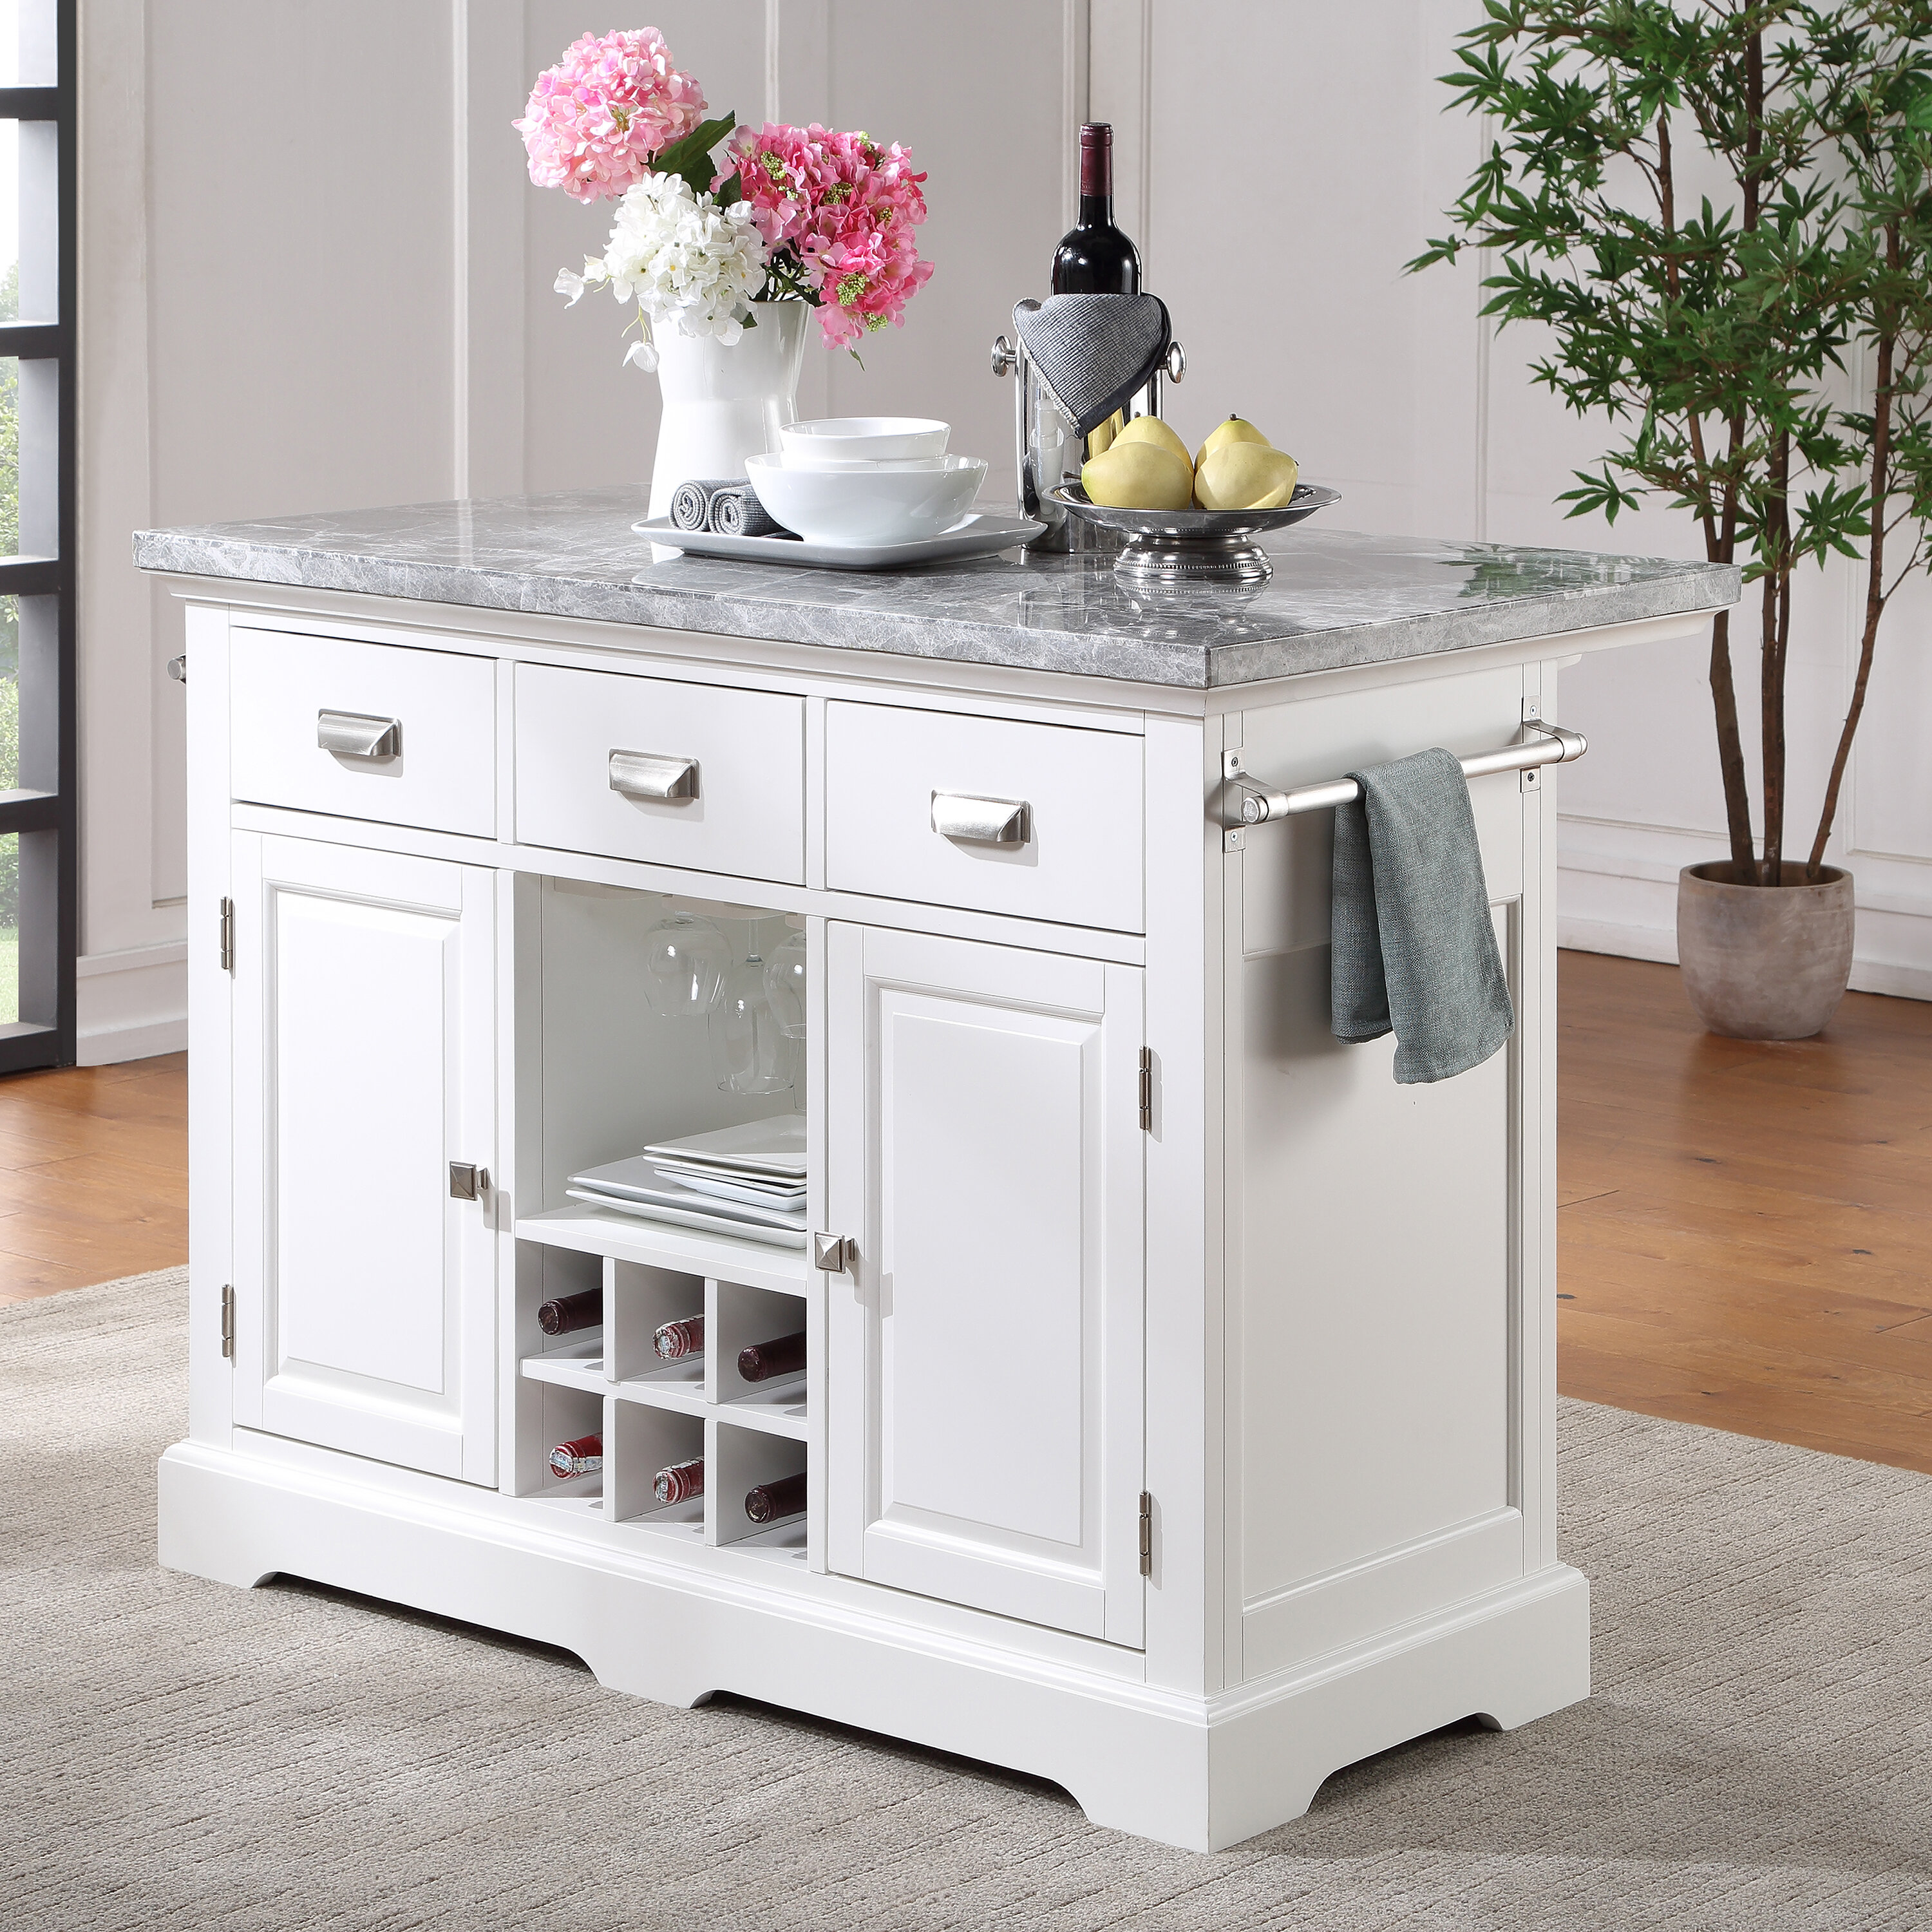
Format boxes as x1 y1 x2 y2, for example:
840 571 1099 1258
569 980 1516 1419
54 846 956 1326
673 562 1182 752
825 702 1144 932
230 631 496 837
515 663 806 884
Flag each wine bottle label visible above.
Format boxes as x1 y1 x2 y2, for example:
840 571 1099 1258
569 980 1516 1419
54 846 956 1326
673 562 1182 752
549 1434 603 1480
654 1316 705 1361
745 1470 808 1524
737 1329 808 1383
654 1457 705 1505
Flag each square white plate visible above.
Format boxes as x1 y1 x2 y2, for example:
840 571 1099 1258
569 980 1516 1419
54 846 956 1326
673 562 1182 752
637 1119 806 1180
634 511 1043 573
564 1189 808 1251
568 1172 805 1233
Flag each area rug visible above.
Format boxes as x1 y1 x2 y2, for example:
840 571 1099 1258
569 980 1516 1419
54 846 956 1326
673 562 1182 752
3 1269 1929 1931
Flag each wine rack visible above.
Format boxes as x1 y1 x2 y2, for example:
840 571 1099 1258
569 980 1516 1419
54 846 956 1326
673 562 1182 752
515 1218 811 1565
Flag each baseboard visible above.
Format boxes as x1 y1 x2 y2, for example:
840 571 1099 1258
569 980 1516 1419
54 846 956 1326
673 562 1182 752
75 940 187 1064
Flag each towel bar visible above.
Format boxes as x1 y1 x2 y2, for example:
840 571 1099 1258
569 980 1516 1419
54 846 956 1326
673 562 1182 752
1220 719 1587 831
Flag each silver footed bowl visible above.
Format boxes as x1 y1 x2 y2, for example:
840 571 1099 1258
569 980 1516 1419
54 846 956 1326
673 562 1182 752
1051 480 1340 584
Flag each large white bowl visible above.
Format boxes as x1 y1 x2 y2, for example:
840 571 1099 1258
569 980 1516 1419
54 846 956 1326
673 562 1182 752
746 452 987 547
778 416 951 466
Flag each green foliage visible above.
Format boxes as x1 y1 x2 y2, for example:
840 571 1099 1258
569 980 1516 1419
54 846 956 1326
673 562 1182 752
1414 0 1932 880
649 113 739 202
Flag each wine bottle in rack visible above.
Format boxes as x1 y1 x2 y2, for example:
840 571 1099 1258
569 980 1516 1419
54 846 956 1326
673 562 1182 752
736 1329 807 1383
548 1434 602 1480
654 1457 705 1504
536 1289 601 1337
654 1316 705 1360
744 1471 807 1524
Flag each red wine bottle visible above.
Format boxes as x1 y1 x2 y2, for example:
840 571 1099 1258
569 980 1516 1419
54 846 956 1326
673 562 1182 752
537 1289 601 1337
548 1433 602 1480
654 1316 705 1361
745 1470 807 1524
1050 123 1141 296
654 1457 705 1504
737 1329 807 1383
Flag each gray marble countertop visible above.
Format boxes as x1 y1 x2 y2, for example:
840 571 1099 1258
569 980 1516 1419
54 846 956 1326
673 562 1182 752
135 485 1739 690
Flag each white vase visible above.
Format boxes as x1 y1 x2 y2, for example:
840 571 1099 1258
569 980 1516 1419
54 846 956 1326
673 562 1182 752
647 299 811 519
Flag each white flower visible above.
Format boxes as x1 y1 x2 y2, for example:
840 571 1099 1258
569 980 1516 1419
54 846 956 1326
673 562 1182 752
556 171 767 364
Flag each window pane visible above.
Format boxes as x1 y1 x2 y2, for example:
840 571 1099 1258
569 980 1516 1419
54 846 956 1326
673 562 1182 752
0 831 15 1026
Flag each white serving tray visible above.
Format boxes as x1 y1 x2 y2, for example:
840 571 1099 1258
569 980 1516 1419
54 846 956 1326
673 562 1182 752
567 1173 806 1234
564 1189 808 1251
637 1119 806 1180
634 511 1043 571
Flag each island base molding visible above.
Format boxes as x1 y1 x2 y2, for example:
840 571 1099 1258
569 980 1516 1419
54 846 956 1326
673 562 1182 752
158 1441 1590 1853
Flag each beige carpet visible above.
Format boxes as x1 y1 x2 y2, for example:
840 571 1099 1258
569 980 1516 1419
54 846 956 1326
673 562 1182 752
3 1270 1929 1931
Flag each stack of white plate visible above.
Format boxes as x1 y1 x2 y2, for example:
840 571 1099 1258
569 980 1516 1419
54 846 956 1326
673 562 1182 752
565 1117 806 1250
744 417 988 547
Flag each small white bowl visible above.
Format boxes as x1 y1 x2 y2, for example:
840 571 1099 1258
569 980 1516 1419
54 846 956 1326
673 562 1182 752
746 451 987 547
779 417 951 466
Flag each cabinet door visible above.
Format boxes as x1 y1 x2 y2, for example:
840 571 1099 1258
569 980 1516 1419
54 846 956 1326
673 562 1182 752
231 834 497 1483
826 925 1144 1646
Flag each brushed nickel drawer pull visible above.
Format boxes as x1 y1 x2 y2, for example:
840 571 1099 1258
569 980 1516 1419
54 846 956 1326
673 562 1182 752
931 790 1032 846
317 709 401 759
609 748 700 802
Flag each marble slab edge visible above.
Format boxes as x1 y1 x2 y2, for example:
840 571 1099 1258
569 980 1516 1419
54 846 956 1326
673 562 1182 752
133 529 1742 693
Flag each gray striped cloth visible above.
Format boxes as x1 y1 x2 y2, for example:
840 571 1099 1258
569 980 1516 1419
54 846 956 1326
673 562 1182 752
670 477 784 538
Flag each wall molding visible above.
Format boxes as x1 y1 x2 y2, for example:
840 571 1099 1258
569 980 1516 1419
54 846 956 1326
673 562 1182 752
75 940 187 1065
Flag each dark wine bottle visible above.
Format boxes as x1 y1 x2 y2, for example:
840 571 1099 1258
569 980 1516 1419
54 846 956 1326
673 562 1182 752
654 1457 705 1505
1050 123 1142 297
537 1289 601 1337
654 1315 705 1361
548 1433 602 1480
745 1470 807 1525
736 1329 807 1383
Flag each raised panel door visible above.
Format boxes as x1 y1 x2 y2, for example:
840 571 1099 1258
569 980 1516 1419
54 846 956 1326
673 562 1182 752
231 833 496 1482
826 924 1144 1645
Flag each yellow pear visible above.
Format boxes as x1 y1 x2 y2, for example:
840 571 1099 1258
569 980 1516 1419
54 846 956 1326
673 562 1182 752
1081 439 1194 512
1193 414 1271 473
1194 442 1300 512
1111 414 1193 471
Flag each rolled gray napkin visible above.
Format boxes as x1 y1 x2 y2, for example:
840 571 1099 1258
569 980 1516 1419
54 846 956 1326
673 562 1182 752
711 485 782 538
670 478 735 531
1329 747 1513 1084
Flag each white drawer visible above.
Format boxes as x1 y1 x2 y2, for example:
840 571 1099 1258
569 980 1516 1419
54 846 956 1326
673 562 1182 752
230 631 496 837
515 664 805 884
825 702 1144 932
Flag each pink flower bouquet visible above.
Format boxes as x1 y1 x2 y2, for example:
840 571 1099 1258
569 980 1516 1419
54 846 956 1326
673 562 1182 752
518 29 933 361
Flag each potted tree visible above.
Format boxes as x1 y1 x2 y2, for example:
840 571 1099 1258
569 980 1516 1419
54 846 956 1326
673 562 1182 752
1414 0 1932 1039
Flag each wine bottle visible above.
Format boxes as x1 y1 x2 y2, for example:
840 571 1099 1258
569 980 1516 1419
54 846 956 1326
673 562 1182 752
654 1315 705 1361
654 1456 705 1505
548 1433 602 1480
1049 123 1141 297
736 1329 807 1383
745 1470 808 1525
537 1289 601 1337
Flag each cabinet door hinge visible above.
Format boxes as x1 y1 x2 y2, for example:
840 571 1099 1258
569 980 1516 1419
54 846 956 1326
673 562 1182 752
220 1283 235 1361
1138 1491 1153 1576
1137 1047 1153 1132
218 896 235 974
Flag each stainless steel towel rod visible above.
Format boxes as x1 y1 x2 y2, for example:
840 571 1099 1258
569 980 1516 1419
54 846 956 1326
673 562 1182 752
1222 718 1587 828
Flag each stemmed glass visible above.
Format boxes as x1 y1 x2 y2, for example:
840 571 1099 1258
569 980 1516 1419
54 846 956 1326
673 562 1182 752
641 912 730 1018
709 951 797 1094
763 927 808 1039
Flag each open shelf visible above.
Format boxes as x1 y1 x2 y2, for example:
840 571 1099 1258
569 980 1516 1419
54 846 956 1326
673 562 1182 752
520 1336 606 1395
516 1202 808 1294
613 1355 709 1419
715 1377 808 1438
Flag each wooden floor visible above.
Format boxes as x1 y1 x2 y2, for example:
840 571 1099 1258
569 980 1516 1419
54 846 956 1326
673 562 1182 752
1 958 1927 1474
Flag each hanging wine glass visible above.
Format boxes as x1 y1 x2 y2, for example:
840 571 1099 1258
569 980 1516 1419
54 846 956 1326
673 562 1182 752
709 952 797 1094
641 912 729 1018
763 928 808 1039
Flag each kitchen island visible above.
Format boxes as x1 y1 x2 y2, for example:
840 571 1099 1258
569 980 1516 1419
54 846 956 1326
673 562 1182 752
138 487 1737 1851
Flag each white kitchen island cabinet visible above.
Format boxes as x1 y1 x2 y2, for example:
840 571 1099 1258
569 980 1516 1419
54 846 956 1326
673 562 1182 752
138 492 1738 1852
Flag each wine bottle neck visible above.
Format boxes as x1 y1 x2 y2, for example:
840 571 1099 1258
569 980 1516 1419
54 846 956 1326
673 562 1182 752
1076 193 1115 231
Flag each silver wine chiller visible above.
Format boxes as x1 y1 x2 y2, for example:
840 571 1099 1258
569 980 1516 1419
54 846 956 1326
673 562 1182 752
991 329 1186 554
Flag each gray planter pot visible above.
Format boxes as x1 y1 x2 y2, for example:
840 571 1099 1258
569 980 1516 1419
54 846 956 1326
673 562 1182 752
1676 862 1855 1040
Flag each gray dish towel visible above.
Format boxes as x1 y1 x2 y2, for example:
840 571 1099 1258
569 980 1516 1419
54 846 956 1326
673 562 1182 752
1013 294 1172 435
1330 748 1514 1084
670 478 783 538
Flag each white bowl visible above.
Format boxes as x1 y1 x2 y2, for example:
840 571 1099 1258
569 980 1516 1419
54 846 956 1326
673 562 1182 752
779 451 949 474
778 416 951 465
746 451 987 547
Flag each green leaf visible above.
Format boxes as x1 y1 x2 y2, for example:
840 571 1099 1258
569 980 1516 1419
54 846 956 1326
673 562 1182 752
649 111 738 197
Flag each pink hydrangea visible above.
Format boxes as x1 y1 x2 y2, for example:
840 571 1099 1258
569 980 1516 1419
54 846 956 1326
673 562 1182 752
724 122 933 346
515 29 707 204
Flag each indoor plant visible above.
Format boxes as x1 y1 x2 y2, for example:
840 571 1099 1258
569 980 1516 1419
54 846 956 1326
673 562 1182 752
1414 0 1932 1038
516 29 933 516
